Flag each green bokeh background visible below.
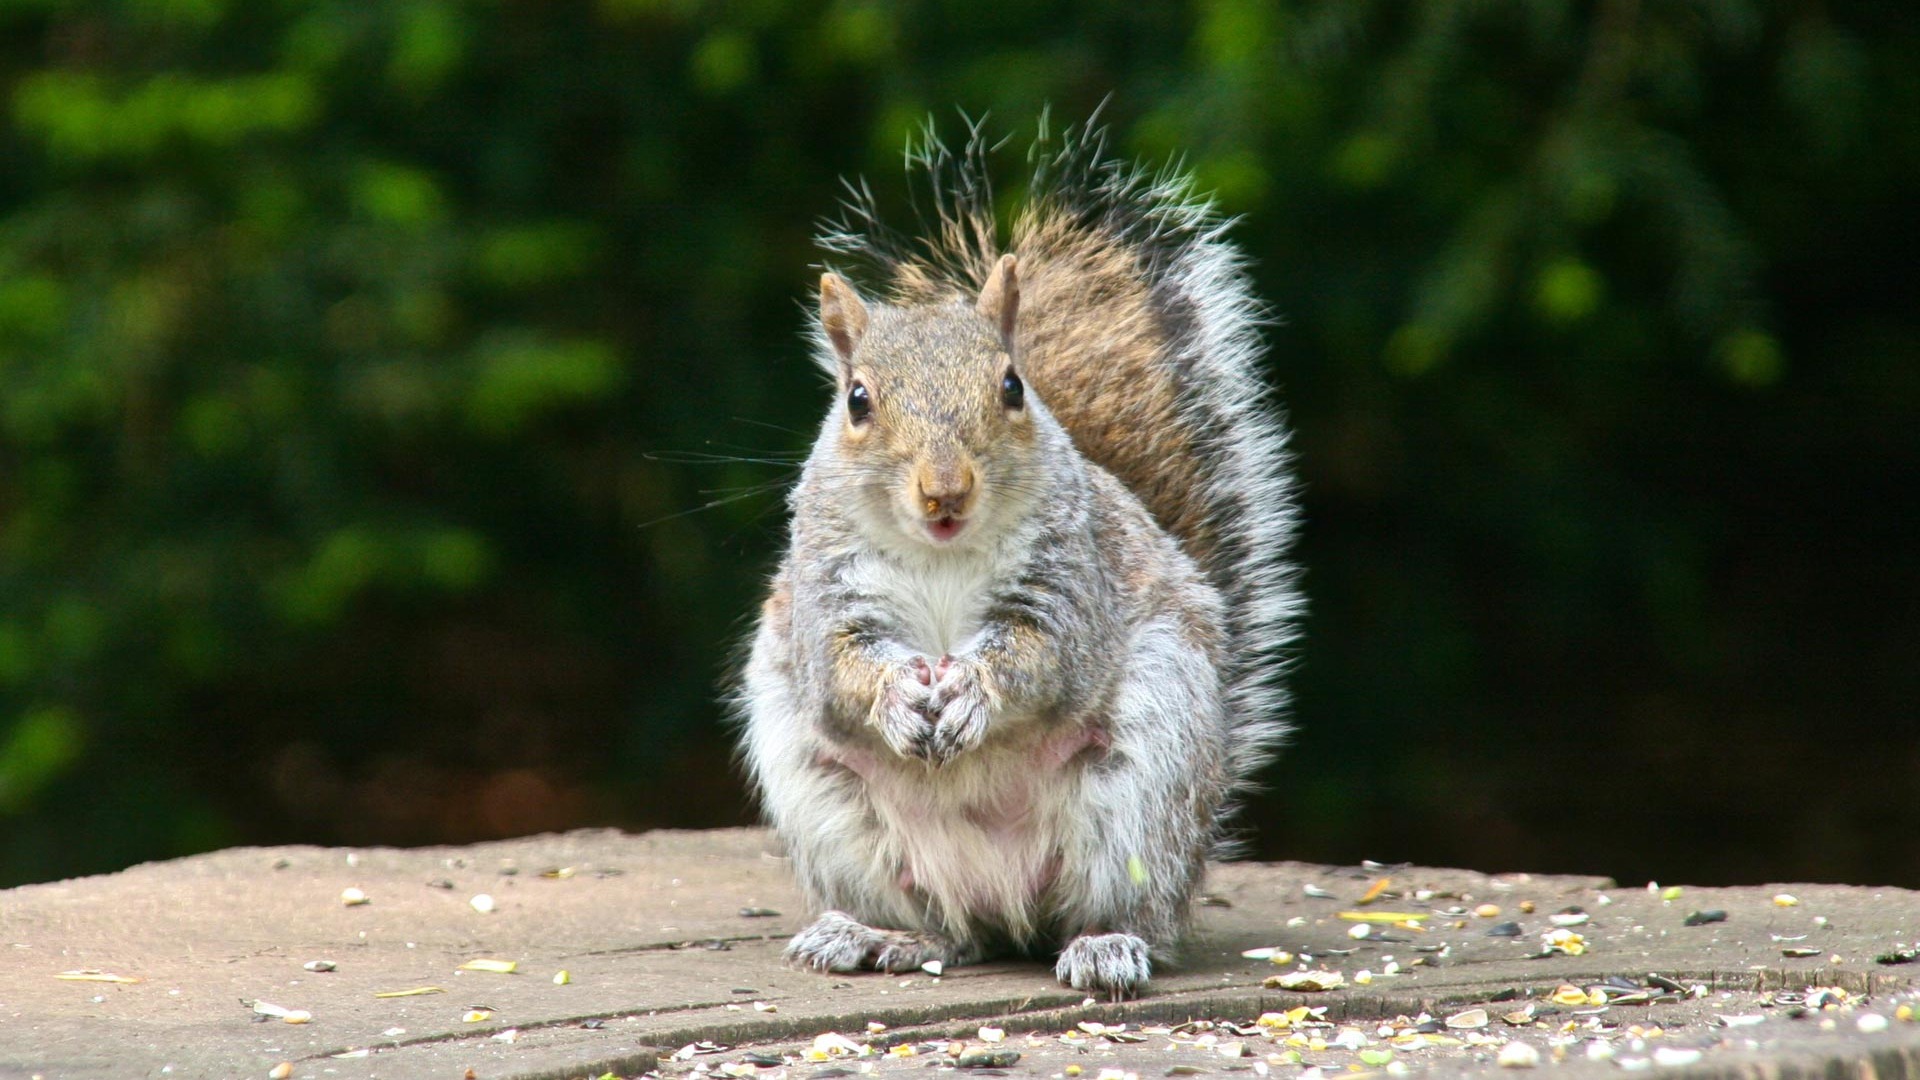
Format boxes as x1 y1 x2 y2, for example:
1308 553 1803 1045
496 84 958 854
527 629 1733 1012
2 1 1915 889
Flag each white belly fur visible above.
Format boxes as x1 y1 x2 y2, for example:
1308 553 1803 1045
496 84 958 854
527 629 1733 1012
859 549 994 655
856 740 1077 943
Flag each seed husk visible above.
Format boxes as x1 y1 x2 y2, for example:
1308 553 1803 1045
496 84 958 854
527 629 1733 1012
1497 1041 1540 1068
458 958 517 974
55 970 140 983
1683 909 1727 927
1264 970 1345 991
1445 1008 1489 1029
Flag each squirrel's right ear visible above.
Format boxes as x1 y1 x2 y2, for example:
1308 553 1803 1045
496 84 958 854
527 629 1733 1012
818 273 869 366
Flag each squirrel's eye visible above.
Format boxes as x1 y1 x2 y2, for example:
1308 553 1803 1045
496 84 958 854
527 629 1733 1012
1000 368 1024 411
846 381 872 424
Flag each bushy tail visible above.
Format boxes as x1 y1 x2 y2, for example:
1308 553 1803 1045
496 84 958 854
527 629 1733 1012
820 115 1303 803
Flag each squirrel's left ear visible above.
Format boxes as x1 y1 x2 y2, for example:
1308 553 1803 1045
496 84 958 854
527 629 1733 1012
976 253 1019 349
819 272 869 368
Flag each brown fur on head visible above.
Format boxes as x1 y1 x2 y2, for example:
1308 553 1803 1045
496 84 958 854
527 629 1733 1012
816 258 1042 551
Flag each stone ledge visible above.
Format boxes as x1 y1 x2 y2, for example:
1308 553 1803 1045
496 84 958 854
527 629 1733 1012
1 828 1914 1079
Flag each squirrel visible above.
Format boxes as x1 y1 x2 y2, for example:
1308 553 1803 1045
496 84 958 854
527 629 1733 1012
735 120 1300 999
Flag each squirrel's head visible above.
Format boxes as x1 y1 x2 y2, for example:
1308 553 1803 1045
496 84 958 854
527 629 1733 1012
813 254 1042 551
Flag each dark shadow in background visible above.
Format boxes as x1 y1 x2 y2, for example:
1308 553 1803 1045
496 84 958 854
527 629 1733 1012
1 3 1914 889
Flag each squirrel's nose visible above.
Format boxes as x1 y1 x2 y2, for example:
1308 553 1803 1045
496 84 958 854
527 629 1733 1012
916 465 976 518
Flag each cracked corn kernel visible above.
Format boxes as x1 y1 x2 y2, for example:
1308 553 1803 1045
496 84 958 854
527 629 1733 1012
1551 985 1590 1006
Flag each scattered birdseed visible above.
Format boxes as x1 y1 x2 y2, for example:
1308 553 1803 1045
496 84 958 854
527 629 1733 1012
269 1063 293 1079
1348 923 1372 940
1896 1004 1914 1022
462 1009 493 1023
753 1001 776 1012
1517 900 1536 914
458 958 517 974
1683 909 1727 926
1304 884 1337 899
552 970 570 985
956 1049 1020 1068
1783 948 1822 958
1358 878 1392 904
303 960 336 973
1773 893 1799 907
340 887 370 906
921 960 943 976
1549 909 1590 927
1652 1047 1703 1067
491 1029 519 1043
1497 1041 1540 1068
1660 886 1684 901
469 893 496 913
1859 1013 1891 1033
1474 904 1502 918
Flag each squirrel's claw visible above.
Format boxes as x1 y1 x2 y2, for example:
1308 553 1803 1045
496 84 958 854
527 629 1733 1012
926 659 992 764
870 659 936 760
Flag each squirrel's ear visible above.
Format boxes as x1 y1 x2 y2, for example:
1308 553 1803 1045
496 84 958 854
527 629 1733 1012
976 253 1019 348
818 272 869 365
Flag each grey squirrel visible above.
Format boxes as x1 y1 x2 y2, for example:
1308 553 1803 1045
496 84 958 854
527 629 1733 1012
735 121 1299 999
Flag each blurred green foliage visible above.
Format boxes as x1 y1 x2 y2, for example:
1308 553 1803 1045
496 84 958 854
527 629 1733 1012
2 1 1915 887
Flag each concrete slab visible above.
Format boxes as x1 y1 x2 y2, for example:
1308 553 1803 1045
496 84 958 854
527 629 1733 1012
1 829 1915 1080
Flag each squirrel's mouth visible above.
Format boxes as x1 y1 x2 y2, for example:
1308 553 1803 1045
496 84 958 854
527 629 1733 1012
925 515 967 543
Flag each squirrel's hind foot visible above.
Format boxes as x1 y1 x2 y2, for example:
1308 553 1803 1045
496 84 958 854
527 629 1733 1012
1054 932 1152 1001
785 910 973 974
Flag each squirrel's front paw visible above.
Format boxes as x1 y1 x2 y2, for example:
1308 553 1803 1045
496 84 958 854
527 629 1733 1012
869 657 936 760
927 656 993 764
1055 931 1153 1001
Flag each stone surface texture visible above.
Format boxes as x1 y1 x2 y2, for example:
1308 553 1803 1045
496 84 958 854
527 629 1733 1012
1 828 1916 1080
